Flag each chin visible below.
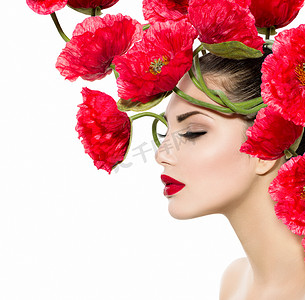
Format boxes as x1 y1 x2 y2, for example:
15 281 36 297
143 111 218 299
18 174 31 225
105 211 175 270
167 195 227 219
167 198 212 220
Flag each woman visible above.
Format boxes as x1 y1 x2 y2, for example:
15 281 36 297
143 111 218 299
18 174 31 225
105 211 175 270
155 53 305 299
25 0 305 298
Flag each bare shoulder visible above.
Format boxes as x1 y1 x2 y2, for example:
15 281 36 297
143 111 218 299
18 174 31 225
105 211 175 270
219 257 249 300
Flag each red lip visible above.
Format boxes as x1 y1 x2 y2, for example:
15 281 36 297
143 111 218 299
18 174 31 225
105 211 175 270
161 175 185 196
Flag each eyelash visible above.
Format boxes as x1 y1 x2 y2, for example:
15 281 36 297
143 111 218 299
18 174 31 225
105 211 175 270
179 131 207 139
158 131 207 140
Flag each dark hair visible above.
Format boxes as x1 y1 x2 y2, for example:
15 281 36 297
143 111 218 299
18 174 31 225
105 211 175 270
198 47 305 156
198 47 272 121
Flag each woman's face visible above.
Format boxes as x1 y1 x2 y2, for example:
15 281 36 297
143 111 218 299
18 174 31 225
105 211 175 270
155 74 258 219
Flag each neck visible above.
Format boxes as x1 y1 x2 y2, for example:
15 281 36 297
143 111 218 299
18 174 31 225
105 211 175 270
224 171 305 287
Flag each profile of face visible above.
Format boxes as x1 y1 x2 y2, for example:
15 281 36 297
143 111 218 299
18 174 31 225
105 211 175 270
155 74 259 220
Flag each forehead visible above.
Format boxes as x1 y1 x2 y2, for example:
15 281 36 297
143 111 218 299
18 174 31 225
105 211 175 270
165 74 225 120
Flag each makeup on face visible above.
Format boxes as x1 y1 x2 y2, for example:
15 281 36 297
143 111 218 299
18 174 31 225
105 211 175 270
158 110 213 142
155 74 257 220
161 174 185 196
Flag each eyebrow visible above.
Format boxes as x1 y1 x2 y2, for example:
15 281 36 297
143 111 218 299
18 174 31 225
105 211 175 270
163 111 213 123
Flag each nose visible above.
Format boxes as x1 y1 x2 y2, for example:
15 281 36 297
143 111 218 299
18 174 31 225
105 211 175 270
155 133 177 166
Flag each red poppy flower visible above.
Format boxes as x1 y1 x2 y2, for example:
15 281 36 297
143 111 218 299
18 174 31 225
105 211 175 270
76 88 131 173
26 0 67 15
188 0 264 51
269 155 305 235
142 0 189 23
261 24 305 126
113 19 197 103
67 0 119 9
249 0 305 29
232 0 250 8
240 106 303 160
56 14 143 82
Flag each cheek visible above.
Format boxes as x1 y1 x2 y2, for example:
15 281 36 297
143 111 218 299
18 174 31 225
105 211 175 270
195 149 251 197
170 132 256 218
185 130 249 182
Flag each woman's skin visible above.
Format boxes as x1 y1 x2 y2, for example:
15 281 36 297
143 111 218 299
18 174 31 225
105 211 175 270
155 74 305 299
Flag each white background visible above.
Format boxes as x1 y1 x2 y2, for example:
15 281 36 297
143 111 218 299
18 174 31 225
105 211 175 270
1 2 304 299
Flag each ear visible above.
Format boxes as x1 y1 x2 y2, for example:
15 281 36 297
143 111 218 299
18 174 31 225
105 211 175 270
255 158 279 175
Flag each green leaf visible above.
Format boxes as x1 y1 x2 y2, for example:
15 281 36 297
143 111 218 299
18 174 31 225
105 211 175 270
202 41 263 60
284 128 304 159
116 91 171 112
67 5 102 16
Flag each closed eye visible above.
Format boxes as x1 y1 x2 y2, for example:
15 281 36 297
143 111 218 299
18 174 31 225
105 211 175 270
158 131 207 140
178 131 207 140
158 133 167 138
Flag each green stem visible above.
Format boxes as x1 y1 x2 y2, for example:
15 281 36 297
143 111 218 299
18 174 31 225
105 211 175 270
184 53 265 115
50 12 70 43
265 27 271 40
215 90 266 115
188 68 225 105
246 103 267 114
143 24 151 31
130 112 167 148
110 64 119 80
193 44 205 57
193 55 226 106
188 59 265 114
130 112 167 125
233 97 263 109
173 87 233 114
151 113 166 147
90 6 101 16
264 39 274 51
194 55 205 91
188 68 203 91
152 118 160 147
191 53 264 111
286 148 299 158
